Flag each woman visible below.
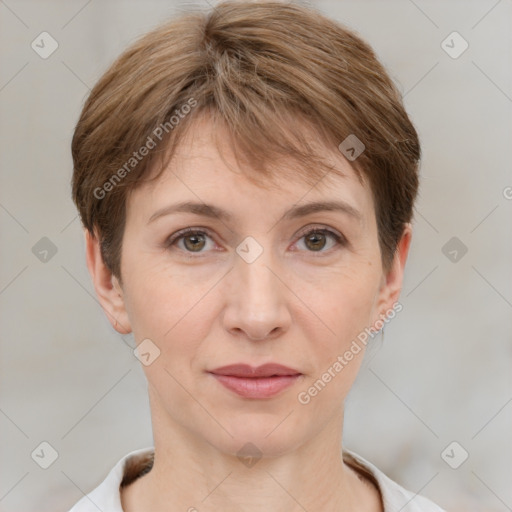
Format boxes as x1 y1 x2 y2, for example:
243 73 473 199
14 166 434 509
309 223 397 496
68 1 444 510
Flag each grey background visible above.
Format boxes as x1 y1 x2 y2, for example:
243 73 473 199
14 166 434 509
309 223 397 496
0 0 511 511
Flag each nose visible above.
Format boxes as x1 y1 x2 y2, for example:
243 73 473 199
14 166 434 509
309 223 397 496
221 247 292 341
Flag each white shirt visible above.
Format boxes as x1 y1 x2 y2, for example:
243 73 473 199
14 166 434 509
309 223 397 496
68 447 445 511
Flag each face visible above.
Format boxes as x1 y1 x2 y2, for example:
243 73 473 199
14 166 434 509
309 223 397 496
88 115 410 458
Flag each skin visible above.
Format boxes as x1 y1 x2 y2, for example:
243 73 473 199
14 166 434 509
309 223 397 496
86 114 412 512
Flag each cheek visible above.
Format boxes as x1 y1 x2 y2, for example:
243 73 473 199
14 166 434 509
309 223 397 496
121 247 215 339
123 270 212 393
293 276 378 416
296 265 380 350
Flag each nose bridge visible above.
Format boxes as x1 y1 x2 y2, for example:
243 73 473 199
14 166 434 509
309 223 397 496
239 251 280 306
223 238 291 340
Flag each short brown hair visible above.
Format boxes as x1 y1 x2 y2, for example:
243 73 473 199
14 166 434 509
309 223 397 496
71 0 420 280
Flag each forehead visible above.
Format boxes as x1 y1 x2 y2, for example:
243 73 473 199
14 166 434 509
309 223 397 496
129 114 375 221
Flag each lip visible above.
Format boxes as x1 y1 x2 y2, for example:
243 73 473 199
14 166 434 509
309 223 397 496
208 363 302 399
209 363 301 378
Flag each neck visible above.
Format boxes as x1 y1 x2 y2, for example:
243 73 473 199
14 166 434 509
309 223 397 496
121 404 382 512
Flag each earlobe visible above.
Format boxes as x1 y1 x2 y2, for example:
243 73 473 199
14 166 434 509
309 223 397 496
84 229 132 335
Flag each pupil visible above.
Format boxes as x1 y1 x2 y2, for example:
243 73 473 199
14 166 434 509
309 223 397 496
306 232 325 251
185 234 205 251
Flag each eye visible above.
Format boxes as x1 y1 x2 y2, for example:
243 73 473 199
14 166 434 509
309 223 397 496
294 227 346 253
165 226 346 257
166 227 216 255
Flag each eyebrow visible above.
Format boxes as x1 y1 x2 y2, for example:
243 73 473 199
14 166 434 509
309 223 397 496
148 200 363 224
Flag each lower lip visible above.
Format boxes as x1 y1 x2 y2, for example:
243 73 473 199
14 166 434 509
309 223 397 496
210 374 301 398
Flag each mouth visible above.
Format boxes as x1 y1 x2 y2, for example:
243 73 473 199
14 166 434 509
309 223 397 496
208 363 303 399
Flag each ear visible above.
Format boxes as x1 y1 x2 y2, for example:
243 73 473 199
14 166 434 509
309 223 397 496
84 229 132 334
372 223 412 322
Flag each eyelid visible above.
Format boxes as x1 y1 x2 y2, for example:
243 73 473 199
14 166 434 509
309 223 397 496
295 224 344 242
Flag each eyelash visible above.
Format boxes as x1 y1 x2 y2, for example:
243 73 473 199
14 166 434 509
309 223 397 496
165 226 346 257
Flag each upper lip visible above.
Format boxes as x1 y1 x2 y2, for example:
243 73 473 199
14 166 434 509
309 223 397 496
209 363 301 378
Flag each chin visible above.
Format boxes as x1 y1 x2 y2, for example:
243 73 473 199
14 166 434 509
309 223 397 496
201 412 307 460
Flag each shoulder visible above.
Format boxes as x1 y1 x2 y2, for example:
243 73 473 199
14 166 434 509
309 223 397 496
343 450 446 512
66 447 155 512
